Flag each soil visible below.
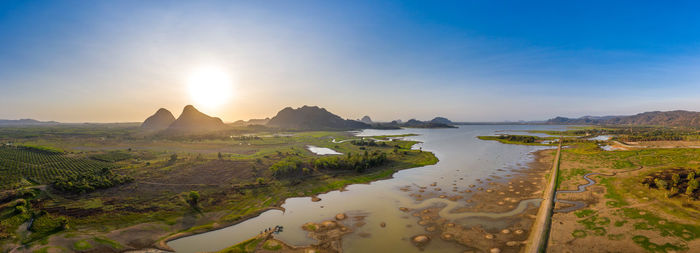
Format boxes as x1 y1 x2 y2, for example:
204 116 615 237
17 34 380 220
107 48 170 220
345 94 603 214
404 149 554 252
548 150 699 252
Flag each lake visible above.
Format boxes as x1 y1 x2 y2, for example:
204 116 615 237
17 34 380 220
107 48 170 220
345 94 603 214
168 125 568 252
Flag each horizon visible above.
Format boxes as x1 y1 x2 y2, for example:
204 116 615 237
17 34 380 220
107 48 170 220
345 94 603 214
3 1 700 122
4 105 700 124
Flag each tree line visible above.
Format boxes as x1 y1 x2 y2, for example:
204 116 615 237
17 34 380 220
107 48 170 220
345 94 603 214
52 167 132 194
269 150 389 178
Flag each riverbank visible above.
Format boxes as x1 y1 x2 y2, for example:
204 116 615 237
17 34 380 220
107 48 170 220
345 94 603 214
173 126 577 253
396 148 556 252
155 150 438 252
259 147 554 253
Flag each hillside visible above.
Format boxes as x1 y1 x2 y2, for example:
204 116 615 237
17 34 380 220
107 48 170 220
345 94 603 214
547 110 700 127
164 105 227 134
266 106 369 130
140 108 176 131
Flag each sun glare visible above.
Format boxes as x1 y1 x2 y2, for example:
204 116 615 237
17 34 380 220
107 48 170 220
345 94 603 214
187 66 233 109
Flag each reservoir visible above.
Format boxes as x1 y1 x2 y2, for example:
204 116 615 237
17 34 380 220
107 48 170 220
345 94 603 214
169 125 568 252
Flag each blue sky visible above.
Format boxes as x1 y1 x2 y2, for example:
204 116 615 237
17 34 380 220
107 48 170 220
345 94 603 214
1 0 700 122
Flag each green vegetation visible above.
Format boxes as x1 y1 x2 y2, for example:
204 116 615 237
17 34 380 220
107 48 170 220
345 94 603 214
52 167 132 194
574 209 595 218
0 125 437 250
0 146 117 190
187 191 200 210
532 125 700 142
477 134 556 146
217 237 264 253
262 240 282 250
548 128 700 251
93 236 123 249
632 235 689 252
90 151 133 162
642 168 699 200
572 229 587 238
17 144 64 154
72 240 93 251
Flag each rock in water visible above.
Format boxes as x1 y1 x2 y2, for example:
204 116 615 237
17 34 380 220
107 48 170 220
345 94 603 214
411 234 431 247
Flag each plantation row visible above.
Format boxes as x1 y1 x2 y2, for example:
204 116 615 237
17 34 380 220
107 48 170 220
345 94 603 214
0 146 115 189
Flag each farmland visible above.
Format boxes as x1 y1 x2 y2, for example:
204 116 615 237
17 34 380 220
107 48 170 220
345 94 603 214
0 146 117 190
0 124 437 252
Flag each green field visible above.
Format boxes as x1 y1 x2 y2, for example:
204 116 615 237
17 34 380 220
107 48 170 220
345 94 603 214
0 146 116 189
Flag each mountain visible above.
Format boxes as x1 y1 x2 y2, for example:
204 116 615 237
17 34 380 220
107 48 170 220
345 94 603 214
266 105 369 130
430 117 452 124
165 105 227 133
402 118 456 128
140 108 176 131
360 116 373 124
547 110 700 127
0 119 58 126
232 118 270 126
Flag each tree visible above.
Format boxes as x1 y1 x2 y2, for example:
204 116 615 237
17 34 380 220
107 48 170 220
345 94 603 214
687 179 699 195
654 179 668 190
169 154 178 163
672 174 680 186
187 191 200 209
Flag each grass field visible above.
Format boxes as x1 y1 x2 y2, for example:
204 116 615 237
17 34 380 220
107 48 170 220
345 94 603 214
547 129 700 252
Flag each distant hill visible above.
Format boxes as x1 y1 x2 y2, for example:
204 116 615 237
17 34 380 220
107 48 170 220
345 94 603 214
402 118 456 128
266 106 369 130
430 117 452 124
360 116 373 124
140 108 176 131
547 110 700 127
0 119 58 126
164 105 227 134
231 118 270 126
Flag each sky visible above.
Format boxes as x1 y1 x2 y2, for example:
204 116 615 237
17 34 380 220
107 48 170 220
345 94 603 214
2 0 700 123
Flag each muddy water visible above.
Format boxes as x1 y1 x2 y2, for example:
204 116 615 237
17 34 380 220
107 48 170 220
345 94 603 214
168 125 568 253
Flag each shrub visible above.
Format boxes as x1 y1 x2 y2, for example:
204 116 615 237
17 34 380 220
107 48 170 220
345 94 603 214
672 174 680 186
187 191 200 209
687 179 699 195
654 179 669 190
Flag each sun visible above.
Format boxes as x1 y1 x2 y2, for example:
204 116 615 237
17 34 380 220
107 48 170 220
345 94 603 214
186 66 233 109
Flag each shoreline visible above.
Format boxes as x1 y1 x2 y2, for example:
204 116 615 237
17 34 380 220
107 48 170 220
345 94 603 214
154 148 439 252
396 147 556 252
249 147 558 253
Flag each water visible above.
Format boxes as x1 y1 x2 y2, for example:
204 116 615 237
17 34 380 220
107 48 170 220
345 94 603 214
600 145 620 151
306 145 342 155
168 125 569 252
588 135 612 141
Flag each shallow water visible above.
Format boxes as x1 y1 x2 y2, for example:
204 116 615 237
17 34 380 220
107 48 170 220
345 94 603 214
589 135 612 141
306 145 342 155
168 125 569 252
